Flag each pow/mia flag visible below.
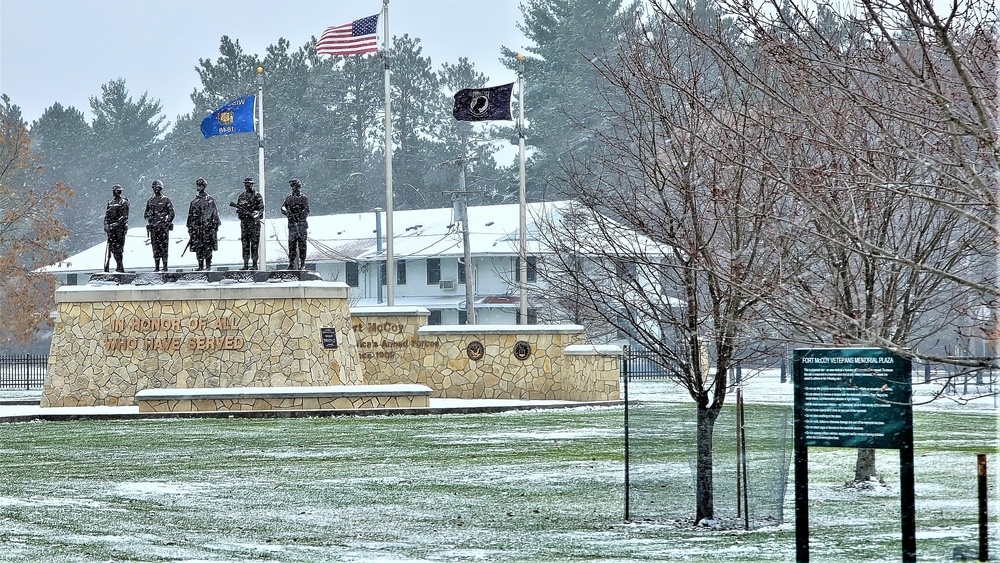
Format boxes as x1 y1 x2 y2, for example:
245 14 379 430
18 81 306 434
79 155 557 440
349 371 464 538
452 83 514 121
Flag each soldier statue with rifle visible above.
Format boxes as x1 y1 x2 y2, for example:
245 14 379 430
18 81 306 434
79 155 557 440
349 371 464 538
103 184 129 273
144 180 174 272
229 176 264 270
281 178 310 270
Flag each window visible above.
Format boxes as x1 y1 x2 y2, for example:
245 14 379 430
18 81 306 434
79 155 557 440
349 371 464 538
346 262 359 287
67 274 78 286
615 260 637 279
516 307 538 325
397 259 406 285
458 259 466 284
458 310 468 325
426 258 441 285
380 262 386 286
428 310 442 325
515 256 538 283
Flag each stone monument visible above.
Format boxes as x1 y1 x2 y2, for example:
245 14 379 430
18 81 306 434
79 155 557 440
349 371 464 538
43 276 361 407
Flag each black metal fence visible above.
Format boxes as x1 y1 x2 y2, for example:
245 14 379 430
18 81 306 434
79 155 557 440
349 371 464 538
620 347 670 380
0 354 47 389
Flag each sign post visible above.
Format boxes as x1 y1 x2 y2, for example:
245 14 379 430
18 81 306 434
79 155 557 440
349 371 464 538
793 348 915 562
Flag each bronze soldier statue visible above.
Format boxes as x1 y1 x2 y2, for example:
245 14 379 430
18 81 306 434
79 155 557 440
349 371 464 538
103 184 129 273
144 180 175 272
186 178 221 271
281 178 310 270
229 176 264 270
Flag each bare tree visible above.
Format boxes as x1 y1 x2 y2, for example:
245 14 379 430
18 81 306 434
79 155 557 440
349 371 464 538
534 6 794 523
782 117 987 481
655 0 996 482
663 0 997 364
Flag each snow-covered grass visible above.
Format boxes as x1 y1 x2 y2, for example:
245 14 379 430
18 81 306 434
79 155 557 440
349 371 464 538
0 380 996 562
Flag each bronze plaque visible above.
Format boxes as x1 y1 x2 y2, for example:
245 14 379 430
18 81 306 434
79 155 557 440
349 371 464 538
513 340 531 361
467 340 485 361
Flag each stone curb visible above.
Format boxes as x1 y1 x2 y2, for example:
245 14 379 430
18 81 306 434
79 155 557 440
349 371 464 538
0 400 626 424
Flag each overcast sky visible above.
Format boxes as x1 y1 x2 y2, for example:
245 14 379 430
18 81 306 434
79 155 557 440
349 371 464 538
1 0 529 127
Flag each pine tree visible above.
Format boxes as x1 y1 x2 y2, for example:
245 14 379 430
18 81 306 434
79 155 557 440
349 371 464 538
321 53 384 213
504 0 640 200
388 34 442 210
89 78 168 191
31 103 101 250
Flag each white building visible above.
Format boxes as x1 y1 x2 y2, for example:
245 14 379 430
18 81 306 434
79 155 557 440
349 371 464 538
41 201 584 325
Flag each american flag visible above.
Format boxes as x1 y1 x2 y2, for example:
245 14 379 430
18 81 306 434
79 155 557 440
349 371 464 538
316 14 379 56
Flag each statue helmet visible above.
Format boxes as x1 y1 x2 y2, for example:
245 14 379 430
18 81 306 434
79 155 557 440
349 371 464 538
288 178 301 188
195 178 207 187
151 180 163 189
112 184 123 193
243 177 255 185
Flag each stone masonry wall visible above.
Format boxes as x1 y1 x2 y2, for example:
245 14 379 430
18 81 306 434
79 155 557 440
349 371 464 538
352 308 620 401
562 345 623 401
417 326 585 400
350 307 433 388
43 282 360 407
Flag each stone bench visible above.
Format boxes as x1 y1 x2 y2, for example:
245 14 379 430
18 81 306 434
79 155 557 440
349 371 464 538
135 384 433 413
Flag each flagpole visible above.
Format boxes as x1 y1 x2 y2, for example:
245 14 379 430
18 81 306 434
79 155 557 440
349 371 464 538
383 0 395 306
256 66 267 270
517 54 527 324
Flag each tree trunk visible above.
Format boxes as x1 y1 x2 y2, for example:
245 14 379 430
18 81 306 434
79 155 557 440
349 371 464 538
695 404 721 523
854 448 877 482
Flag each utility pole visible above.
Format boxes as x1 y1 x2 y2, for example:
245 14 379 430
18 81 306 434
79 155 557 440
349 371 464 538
443 156 481 324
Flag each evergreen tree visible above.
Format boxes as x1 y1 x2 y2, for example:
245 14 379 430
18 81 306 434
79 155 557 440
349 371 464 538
387 34 442 210
318 52 383 213
504 0 639 200
172 35 373 217
258 38 337 212
31 103 101 250
89 78 168 192
166 35 260 204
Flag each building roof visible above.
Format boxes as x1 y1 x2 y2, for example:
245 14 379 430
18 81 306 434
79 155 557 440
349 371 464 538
40 201 612 275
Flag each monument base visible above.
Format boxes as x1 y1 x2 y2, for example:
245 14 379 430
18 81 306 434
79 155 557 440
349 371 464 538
135 384 432 413
43 280 359 407
91 270 321 286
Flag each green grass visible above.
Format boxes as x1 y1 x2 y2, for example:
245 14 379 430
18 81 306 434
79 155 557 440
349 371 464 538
0 405 996 562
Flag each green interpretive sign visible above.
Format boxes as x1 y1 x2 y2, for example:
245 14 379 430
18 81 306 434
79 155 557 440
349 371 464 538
795 348 912 449
792 348 916 562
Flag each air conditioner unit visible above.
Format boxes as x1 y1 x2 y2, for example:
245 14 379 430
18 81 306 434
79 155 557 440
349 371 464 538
439 279 456 290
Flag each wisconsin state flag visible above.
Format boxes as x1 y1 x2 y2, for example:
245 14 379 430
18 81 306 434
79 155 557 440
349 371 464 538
200 96 256 138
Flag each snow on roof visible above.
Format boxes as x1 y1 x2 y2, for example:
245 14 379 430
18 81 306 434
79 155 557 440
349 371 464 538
39 200 666 275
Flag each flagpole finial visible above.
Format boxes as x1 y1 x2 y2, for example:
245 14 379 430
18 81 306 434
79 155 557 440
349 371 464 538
517 53 524 61
257 66 263 74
